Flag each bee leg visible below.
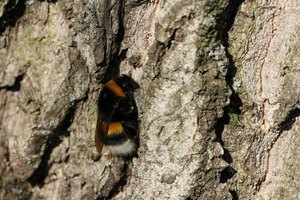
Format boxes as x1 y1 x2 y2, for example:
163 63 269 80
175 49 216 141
102 147 113 160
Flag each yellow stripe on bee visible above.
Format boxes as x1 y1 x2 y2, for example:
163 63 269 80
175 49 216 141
108 122 124 136
105 80 126 97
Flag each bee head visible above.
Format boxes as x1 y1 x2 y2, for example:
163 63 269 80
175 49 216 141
116 75 139 92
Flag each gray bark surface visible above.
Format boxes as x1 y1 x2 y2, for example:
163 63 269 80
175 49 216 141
0 0 299 199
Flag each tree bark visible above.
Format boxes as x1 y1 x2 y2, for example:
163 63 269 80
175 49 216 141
0 0 299 199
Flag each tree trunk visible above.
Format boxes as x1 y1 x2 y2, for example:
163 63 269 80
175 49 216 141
0 0 299 199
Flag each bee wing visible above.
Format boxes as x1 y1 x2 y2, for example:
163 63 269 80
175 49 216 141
95 116 109 154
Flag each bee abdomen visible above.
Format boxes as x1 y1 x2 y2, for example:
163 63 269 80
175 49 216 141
106 140 137 157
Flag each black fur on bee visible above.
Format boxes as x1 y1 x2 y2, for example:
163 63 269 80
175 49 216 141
95 75 139 157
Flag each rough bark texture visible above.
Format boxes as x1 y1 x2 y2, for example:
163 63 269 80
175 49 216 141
0 0 299 199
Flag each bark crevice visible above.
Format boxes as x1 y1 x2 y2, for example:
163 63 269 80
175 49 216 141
0 73 25 91
229 189 239 200
39 0 59 3
0 0 26 34
27 101 81 187
104 162 130 200
101 0 126 83
278 107 300 132
214 0 243 195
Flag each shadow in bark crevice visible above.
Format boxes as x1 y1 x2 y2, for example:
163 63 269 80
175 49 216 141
220 166 237 183
99 0 126 83
101 162 130 200
0 73 24 91
39 0 59 3
278 107 300 132
229 190 239 200
28 102 79 187
0 0 26 35
213 0 244 191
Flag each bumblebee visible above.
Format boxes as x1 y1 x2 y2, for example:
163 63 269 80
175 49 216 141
95 75 139 157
